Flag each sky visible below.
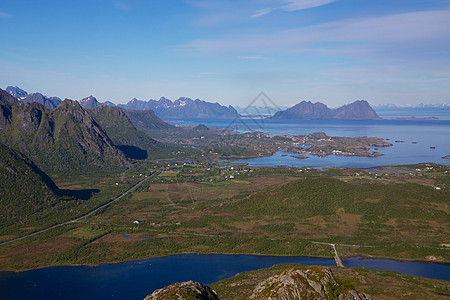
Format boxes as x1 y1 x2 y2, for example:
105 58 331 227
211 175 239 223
1 0 449 107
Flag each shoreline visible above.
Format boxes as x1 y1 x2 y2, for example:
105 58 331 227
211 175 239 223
1 251 449 274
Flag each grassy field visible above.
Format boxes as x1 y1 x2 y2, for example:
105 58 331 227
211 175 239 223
0 163 448 270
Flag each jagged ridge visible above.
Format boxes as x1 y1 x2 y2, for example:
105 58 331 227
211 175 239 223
119 97 238 119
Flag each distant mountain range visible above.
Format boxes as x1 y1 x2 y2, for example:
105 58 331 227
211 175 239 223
271 100 380 120
5 86 238 119
21 93 62 109
4 86 447 121
119 97 239 119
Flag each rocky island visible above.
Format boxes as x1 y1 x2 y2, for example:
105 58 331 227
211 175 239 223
271 100 380 120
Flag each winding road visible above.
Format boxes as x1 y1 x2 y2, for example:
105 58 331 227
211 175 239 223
0 170 160 246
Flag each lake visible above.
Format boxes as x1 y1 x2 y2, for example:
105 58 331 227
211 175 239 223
0 254 448 300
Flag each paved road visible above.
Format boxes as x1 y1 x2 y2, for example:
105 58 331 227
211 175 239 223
0 171 160 246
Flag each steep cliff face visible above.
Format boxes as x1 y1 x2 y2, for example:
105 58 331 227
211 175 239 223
0 97 128 174
144 281 219 300
272 100 380 120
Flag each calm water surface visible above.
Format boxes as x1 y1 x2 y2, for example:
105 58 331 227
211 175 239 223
167 117 450 167
0 254 448 300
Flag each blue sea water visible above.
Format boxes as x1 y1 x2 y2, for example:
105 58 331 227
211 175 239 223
0 254 448 300
166 116 450 167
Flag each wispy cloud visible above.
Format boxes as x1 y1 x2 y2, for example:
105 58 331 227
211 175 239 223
250 0 337 18
0 11 12 18
179 9 450 62
281 0 337 11
250 8 275 19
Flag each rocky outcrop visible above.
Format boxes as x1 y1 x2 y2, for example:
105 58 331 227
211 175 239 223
272 100 380 120
249 267 372 300
143 267 372 300
144 281 219 300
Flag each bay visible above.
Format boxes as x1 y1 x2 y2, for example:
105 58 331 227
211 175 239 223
166 117 450 167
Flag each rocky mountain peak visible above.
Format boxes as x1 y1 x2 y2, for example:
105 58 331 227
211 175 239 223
144 280 219 300
79 95 101 109
6 86 28 98
334 99 380 119
56 99 92 123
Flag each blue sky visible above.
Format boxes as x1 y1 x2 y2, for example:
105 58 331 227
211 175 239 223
1 0 449 107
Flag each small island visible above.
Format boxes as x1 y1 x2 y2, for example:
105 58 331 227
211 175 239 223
291 154 308 159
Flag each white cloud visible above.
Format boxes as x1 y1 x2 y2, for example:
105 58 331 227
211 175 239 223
250 8 275 19
281 0 337 11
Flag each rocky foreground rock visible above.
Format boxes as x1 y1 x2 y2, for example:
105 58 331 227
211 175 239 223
143 267 372 300
249 267 372 300
144 280 219 300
